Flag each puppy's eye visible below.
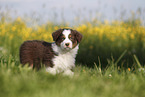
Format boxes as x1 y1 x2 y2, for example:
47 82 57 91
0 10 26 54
69 35 73 40
69 37 73 40
62 37 65 40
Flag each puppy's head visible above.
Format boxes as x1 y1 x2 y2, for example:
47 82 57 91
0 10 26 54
52 28 82 50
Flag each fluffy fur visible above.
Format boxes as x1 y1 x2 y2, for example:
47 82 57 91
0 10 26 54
20 28 82 76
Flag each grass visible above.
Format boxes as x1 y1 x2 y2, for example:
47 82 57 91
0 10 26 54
0 55 145 97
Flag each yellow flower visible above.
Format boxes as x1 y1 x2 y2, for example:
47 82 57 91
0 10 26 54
89 45 93 49
12 26 16 31
1 28 5 35
16 17 22 22
83 69 85 72
128 68 131 71
130 33 135 39
10 35 13 40
122 34 127 40
54 26 59 30
31 33 36 37
110 37 115 42
43 34 48 39
27 28 32 33
81 24 87 30
104 20 109 25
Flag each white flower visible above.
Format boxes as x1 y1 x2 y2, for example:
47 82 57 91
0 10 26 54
109 74 112 77
0 47 3 51
138 68 144 72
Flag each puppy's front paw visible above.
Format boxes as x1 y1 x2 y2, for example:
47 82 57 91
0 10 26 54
46 67 57 75
63 70 74 77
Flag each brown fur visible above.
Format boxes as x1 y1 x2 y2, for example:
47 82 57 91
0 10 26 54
20 40 55 69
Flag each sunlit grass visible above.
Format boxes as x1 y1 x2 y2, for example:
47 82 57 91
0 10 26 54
0 55 145 97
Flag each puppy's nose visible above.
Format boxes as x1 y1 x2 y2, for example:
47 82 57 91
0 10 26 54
65 43 70 47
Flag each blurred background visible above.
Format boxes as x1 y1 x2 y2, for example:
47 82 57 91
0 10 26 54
0 0 145 67
0 0 145 25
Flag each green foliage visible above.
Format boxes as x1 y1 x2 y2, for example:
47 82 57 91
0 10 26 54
76 22 145 67
0 56 145 97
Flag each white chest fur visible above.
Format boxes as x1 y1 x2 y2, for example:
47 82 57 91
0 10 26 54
46 43 79 76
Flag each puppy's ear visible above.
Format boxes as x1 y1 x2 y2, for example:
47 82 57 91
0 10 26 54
52 29 63 41
73 30 83 43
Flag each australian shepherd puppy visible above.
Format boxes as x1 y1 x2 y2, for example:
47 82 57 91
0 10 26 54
20 28 82 76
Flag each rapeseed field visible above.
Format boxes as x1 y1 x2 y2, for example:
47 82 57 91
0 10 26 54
0 17 145 67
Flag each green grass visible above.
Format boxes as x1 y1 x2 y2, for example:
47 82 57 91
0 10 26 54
0 55 145 97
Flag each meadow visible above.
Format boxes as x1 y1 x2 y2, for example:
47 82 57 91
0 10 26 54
0 16 145 97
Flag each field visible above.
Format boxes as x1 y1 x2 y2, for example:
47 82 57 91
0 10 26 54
0 16 145 97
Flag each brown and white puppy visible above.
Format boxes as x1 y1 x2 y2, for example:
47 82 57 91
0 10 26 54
20 28 82 76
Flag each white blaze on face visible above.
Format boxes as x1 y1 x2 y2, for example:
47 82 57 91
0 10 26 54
61 30 72 50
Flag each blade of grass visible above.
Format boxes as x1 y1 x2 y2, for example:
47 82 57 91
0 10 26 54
115 50 127 65
94 56 102 76
98 56 102 68
94 62 98 70
133 55 142 68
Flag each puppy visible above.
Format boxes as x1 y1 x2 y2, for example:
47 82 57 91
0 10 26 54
20 28 82 76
